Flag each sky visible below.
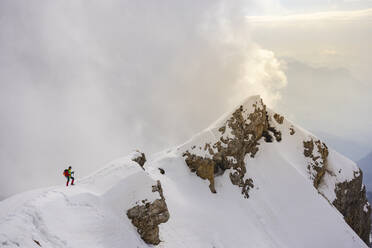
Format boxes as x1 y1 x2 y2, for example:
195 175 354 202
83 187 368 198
0 0 371 198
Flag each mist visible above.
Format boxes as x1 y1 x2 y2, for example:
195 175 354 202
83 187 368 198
0 0 287 197
247 8 372 156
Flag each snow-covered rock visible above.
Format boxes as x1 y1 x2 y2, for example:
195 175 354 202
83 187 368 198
0 96 370 248
127 180 169 245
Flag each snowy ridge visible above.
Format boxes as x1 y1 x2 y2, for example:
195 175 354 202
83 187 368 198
0 95 368 248
175 95 264 159
0 154 158 247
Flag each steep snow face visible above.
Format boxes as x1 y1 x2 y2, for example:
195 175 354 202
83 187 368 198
147 150 367 248
0 95 369 248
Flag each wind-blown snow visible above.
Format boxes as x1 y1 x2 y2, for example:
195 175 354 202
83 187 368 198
0 96 367 248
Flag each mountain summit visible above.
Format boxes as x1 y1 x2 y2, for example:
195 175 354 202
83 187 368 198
0 95 370 247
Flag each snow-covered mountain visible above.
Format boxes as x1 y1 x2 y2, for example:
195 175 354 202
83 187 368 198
0 95 370 248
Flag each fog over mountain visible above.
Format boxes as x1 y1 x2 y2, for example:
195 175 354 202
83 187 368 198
0 0 289 198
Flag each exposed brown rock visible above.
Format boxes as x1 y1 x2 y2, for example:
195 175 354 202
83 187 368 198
303 140 314 157
303 139 328 188
183 152 216 193
273 113 284 124
289 126 295 135
183 100 281 198
127 181 169 245
132 151 146 168
267 126 282 142
333 170 371 246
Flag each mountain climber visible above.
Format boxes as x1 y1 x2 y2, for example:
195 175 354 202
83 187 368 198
63 166 75 186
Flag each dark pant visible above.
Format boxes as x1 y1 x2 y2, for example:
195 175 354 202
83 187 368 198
66 176 74 186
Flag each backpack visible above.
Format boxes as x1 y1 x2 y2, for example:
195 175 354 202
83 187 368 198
63 169 69 177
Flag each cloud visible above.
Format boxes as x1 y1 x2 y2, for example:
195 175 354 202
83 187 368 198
233 48 287 106
276 58 372 147
246 7 372 82
322 49 340 56
246 8 372 23
0 0 287 197
245 6 372 159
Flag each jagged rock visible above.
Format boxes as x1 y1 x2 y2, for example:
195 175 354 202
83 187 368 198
303 139 328 188
127 181 169 245
268 126 282 142
158 168 165 175
241 178 254 198
184 153 216 193
33 240 41 247
273 113 284 124
289 126 295 135
132 151 147 168
303 140 314 157
183 100 280 198
333 170 371 246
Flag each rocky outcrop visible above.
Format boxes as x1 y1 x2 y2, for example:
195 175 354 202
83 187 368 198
273 113 284 124
127 181 169 245
183 100 281 198
132 151 146 168
181 96 371 245
183 153 216 193
333 170 371 246
303 139 371 245
303 139 329 188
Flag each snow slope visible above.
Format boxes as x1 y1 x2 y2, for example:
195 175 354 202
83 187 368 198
0 155 158 247
0 96 368 248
